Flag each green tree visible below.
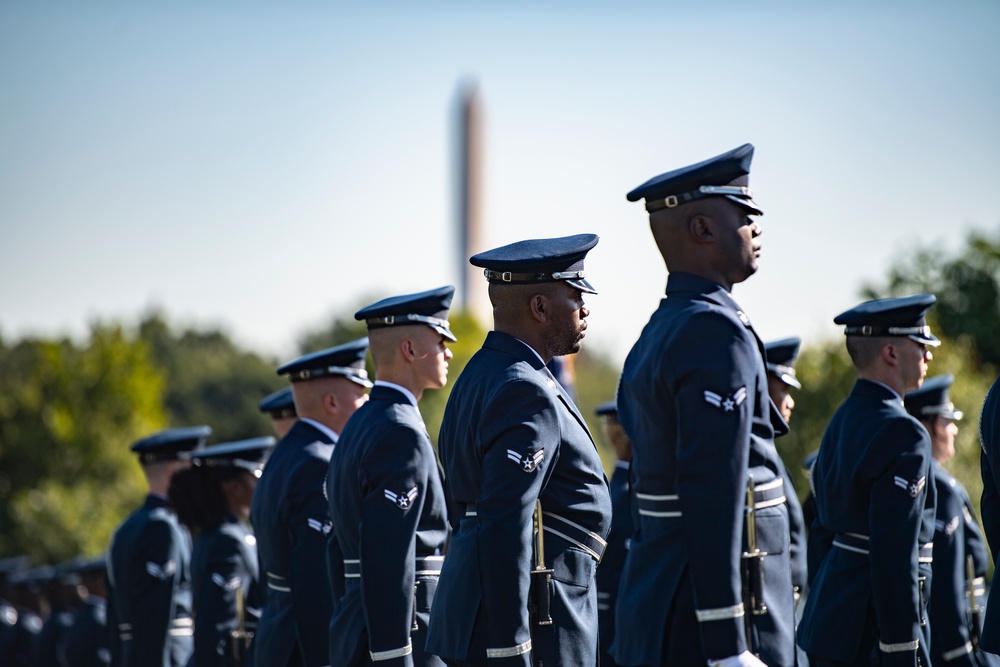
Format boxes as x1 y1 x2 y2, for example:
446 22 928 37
138 312 283 443
0 324 164 562
863 227 1000 368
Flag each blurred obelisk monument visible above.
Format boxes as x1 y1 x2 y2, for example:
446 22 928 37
456 81 492 326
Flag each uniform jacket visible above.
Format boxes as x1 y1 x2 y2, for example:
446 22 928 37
928 461 998 667
191 516 261 667
778 462 808 597
798 379 932 666
107 494 194 667
611 272 795 667
426 331 612 667
976 374 1000 654
250 420 335 667
327 384 449 667
0 606 42 667
597 461 630 667
58 595 111 667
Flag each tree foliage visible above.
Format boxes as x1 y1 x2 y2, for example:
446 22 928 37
862 227 1000 367
138 312 283 443
0 324 164 563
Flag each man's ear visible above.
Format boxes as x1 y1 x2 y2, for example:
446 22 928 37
689 213 714 243
323 391 338 414
529 293 547 323
400 337 417 362
880 342 899 367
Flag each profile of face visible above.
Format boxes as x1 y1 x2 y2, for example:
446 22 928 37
543 283 589 357
269 415 297 439
929 416 959 463
602 416 632 463
767 375 795 424
223 471 258 521
410 326 454 390
709 201 762 287
899 338 932 393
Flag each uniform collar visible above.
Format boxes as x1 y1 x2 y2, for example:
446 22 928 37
373 380 419 408
665 272 748 318
855 377 903 404
484 331 547 370
300 417 340 444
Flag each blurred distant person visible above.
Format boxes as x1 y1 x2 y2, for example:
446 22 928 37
907 375 997 666
106 426 211 667
259 387 297 439
979 373 1000 656
595 400 631 667
763 337 808 604
0 567 46 667
58 555 111 667
170 437 275 667
251 339 371 667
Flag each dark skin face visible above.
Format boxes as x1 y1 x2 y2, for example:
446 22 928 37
650 198 762 292
542 283 589 358
491 281 590 363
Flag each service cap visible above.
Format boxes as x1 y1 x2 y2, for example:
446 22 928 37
627 143 763 215
130 425 212 464
277 338 373 387
355 285 457 342
833 294 940 346
470 233 599 294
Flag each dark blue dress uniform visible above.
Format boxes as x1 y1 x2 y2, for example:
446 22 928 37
31 565 69 667
798 295 941 666
594 401 630 667
1 567 46 667
57 556 111 667
326 286 455 667
981 374 1000 656
427 236 612 667
612 144 795 667
612 273 795 666
188 438 274 667
251 338 372 667
107 426 210 667
905 374 991 666
764 337 809 600
61 596 111 667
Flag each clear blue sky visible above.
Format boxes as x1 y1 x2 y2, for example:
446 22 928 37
2 1 998 365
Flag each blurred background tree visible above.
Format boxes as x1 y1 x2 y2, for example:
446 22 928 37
0 324 164 563
138 311 283 443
